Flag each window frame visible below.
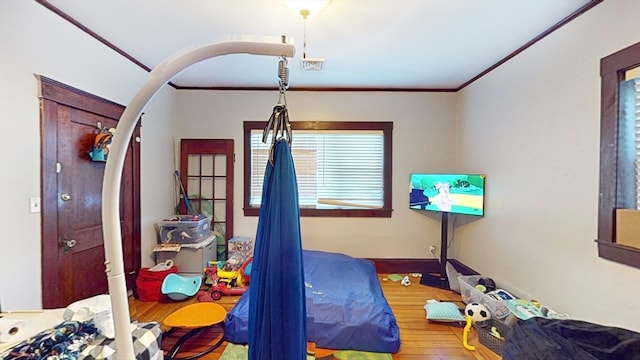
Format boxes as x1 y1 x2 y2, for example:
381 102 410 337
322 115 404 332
243 121 393 218
596 41 640 268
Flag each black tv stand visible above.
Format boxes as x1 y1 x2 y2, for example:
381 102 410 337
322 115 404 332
420 212 450 290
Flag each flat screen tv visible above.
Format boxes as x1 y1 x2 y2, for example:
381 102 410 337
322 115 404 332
409 173 485 216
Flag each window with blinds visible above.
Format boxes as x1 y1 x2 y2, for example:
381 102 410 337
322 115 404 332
597 42 640 268
618 68 640 210
243 121 393 217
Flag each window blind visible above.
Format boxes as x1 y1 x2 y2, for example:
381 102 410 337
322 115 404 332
617 77 639 209
250 129 385 209
635 77 639 209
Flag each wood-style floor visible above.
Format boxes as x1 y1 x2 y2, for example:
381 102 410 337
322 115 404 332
130 274 501 359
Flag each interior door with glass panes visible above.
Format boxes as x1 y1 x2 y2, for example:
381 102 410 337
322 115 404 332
179 139 234 261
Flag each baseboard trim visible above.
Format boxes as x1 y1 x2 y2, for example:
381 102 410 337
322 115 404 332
368 258 479 276
448 259 478 275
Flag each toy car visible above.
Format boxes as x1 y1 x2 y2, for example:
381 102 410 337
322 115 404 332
209 281 248 300
207 256 252 300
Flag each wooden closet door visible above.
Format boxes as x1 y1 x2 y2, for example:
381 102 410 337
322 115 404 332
179 139 234 261
39 76 140 308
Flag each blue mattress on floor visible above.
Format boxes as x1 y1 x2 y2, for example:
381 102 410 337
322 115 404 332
224 250 401 353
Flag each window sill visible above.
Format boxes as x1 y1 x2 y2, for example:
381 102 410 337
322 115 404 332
244 207 392 218
595 240 640 269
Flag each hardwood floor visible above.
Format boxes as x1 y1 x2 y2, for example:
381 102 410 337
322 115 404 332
130 274 502 359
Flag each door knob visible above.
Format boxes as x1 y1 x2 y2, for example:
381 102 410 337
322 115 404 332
61 193 72 201
63 239 77 248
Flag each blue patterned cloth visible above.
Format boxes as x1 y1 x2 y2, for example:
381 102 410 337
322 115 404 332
79 321 161 360
1 320 98 360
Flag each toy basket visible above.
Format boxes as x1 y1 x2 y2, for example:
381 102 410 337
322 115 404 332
136 265 178 301
474 318 511 355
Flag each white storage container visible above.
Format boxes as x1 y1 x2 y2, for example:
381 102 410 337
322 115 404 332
155 236 216 276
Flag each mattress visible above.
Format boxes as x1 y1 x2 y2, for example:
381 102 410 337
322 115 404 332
224 250 401 353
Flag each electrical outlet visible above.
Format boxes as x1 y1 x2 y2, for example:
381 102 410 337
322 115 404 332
429 245 437 255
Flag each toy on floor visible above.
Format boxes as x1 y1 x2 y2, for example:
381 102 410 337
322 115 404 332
465 302 491 323
161 273 202 301
203 256 253 300
217 254 247 285
204 261 219 285
463 315 476 351
462 302 492 351
163 302 227 359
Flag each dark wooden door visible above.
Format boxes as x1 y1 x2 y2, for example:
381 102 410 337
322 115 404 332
39 76 141 308
179 139 234 261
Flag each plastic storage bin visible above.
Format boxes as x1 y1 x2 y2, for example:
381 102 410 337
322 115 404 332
157 215 212 244
458 275 511 319
155 235 216 276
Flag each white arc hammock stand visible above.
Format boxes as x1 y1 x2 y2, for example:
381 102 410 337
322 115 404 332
102 41 295 358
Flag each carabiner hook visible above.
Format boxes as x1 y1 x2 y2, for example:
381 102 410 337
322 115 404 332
277 87 287 107
262 55 293 165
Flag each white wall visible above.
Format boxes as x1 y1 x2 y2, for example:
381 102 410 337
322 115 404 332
176 90 458 258
139 93 177 268
0 1 176 309
455 0 640 332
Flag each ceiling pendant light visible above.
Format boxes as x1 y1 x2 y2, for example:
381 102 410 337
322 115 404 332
283 0 331 71
283 0 331 19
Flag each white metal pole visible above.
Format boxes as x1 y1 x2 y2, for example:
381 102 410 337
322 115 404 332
102 41 295 358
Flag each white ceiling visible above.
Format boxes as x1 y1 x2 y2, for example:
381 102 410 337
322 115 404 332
43 0 598 90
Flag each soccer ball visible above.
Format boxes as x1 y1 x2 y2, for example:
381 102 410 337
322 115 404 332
465 302 491 323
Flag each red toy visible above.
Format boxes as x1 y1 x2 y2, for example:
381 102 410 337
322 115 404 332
209 282 248 300
205 256 252 301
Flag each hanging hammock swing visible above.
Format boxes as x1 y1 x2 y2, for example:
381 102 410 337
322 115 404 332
248 55 307 360
101 41 295 358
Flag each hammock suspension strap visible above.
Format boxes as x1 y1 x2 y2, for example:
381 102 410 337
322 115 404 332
263 55 292 165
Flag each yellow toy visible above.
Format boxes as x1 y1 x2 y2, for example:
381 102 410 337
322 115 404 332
214 255 252 288
462 315 476 351
202 256 253 301
217 267 246 288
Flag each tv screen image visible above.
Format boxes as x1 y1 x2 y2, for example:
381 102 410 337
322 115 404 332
409 173 485 216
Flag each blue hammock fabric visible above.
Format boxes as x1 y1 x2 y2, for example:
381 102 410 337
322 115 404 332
248 139 307 360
